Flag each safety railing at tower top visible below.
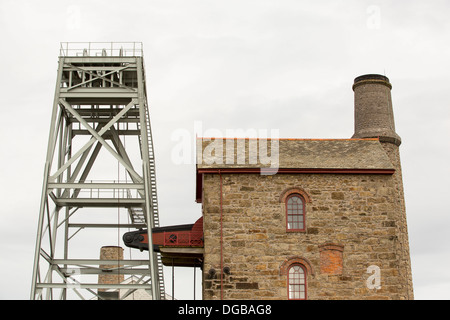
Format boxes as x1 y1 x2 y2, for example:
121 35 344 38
60 42 143 57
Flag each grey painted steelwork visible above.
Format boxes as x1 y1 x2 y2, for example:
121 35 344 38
30 42 165 300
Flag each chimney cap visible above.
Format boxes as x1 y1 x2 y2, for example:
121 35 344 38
353 74 391 90
354 74 389 83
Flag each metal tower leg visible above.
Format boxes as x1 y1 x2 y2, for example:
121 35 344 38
30 42 165 300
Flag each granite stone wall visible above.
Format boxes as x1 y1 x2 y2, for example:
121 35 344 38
201 151 413 299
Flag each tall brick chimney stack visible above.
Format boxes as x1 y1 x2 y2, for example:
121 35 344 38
352 74 413 299
352 74 401 146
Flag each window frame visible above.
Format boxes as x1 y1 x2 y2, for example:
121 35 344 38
285 193 306 232
287 263 307 300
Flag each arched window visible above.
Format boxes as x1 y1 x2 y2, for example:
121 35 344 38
286 194 305 231
280 256 313 300
288 264 307 300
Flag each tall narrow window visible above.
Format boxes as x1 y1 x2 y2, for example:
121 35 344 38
286 194 305 231
288 264 307 300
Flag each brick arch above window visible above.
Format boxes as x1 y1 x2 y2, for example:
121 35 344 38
279 187 312 203
319 243 344 252
280 256 315 277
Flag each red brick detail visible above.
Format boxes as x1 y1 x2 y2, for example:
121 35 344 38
279 187 312 203
319 243 344 275
280 256 315 276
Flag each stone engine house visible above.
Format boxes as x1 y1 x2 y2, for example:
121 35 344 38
195 74 413 300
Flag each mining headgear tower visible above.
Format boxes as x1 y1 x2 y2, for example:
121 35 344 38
30 42 165 300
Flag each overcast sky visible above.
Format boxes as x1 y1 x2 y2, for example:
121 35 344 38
0 0 449 300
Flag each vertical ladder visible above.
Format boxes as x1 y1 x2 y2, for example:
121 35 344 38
135 102 166 299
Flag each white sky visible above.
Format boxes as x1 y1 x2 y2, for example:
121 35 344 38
0 0 449 300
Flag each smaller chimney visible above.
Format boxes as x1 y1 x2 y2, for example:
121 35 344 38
98 246 124 300
352 74 401 146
